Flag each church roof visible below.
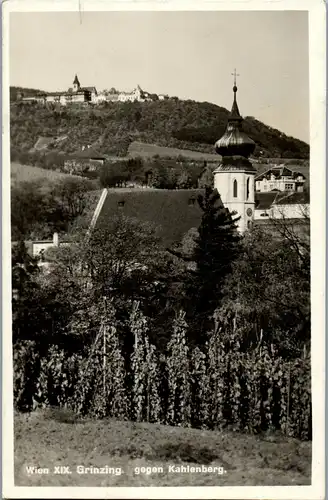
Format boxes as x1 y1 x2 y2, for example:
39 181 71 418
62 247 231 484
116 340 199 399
215 83 256 158
94 188 205 248
73 74 80 85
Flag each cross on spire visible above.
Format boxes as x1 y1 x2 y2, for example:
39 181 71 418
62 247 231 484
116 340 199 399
231 68 240 87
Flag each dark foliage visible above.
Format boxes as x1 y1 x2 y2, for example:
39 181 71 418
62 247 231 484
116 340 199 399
10 96 309 160
169 188 242 344
11 177 95 240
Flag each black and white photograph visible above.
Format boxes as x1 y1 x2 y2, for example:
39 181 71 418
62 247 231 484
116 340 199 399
2 1 326 498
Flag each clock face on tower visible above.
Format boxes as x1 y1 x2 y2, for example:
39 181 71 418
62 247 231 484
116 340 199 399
246 208 253 217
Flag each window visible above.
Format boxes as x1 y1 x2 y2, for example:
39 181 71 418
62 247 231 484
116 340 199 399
246 178 250 200
247 220 252 230
285 183 294 191
118 200 125 207
233 179 238 198
188 197 196 206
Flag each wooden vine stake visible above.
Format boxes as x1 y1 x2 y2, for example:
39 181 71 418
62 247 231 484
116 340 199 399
103 323 107 397
286 361 291 436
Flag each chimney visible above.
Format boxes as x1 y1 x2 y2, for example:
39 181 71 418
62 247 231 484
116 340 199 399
53 232 59 247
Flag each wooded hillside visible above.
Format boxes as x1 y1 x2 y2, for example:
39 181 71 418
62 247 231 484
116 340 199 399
10 95 309 159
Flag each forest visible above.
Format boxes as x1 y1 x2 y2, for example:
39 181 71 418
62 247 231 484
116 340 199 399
10 94 310 160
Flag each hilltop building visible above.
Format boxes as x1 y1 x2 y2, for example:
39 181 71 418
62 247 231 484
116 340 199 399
115 85 168 103
22 75 98 105
19 77 168 105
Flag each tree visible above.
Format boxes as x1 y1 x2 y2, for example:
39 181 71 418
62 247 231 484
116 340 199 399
11 180 49 239
216 223 310 357
170 187 241 344
51 177 94 220
198 165 214 188
99 161 130 188
11 240 76 348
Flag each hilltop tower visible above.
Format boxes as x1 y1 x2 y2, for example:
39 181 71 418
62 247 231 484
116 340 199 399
73 74 81 93
213 72 256 233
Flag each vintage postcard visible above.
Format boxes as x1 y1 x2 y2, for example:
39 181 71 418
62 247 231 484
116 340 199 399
2 0 326 498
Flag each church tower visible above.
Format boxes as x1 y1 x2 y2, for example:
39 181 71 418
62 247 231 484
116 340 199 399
73 74 81 93
213 72 256 233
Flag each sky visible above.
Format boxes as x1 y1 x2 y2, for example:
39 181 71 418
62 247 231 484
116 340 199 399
9 10 309 143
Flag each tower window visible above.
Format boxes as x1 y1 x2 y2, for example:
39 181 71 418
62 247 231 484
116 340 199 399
233 179 238 198
246 178 250 200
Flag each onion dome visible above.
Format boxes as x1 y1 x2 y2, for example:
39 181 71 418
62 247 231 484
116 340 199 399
215 83 255 158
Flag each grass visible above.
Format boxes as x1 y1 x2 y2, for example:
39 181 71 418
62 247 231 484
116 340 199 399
11 162 82 185
14 409 311 487
128 141 219 161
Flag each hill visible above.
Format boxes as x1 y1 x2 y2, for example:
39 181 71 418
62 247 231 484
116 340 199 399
10 96 309 160
14 410 311 486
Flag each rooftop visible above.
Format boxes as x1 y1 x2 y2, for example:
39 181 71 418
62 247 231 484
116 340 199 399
95 188 205 248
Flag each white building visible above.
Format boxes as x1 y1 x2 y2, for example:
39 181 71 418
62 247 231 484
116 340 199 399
117 85 158 103
255 166 306 193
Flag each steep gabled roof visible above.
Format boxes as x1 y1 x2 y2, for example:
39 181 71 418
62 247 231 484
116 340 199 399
95 188 205 248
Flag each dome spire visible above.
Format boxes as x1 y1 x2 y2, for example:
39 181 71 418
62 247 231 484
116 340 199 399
214 72 255 158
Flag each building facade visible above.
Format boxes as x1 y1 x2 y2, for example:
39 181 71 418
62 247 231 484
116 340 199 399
22 75 98 106
255 166 306 193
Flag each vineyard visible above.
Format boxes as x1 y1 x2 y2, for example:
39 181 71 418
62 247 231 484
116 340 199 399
13 303 311 441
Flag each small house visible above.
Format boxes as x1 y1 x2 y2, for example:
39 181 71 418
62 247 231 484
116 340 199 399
64 146 106 174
